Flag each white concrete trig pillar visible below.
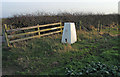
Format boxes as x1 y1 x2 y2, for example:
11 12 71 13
61 22 77 44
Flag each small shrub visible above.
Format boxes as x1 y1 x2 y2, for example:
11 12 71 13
65 62 120 76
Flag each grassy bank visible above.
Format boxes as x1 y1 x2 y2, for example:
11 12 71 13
2 26 120 76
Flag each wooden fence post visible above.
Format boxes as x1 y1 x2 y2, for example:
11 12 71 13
97 24 98 32
117 23 119 32
37 24 40 37
4 24 10 47
98 21 100 32
79 21 82 31
117 26 119 32
100 24 102 32
112 22 114 27
98 24 99 32
60 21 63 33
110 25 112 33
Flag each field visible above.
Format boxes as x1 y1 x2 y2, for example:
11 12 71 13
2 13 120 76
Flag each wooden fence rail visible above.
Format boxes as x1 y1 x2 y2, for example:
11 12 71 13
3 22 64 47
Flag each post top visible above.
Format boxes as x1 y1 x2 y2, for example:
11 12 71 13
64 22 75 25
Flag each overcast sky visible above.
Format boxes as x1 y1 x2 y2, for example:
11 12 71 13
1 0 120 18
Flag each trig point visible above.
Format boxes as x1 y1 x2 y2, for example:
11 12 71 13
61 22 77 44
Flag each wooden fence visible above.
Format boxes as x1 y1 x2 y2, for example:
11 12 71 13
3 22 64 47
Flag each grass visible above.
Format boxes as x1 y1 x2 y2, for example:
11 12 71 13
2 26 120 75
101 26 119 35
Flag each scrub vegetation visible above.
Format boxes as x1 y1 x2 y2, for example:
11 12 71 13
2 12 120 76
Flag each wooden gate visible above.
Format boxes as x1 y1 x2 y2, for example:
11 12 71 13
3 22 64 47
